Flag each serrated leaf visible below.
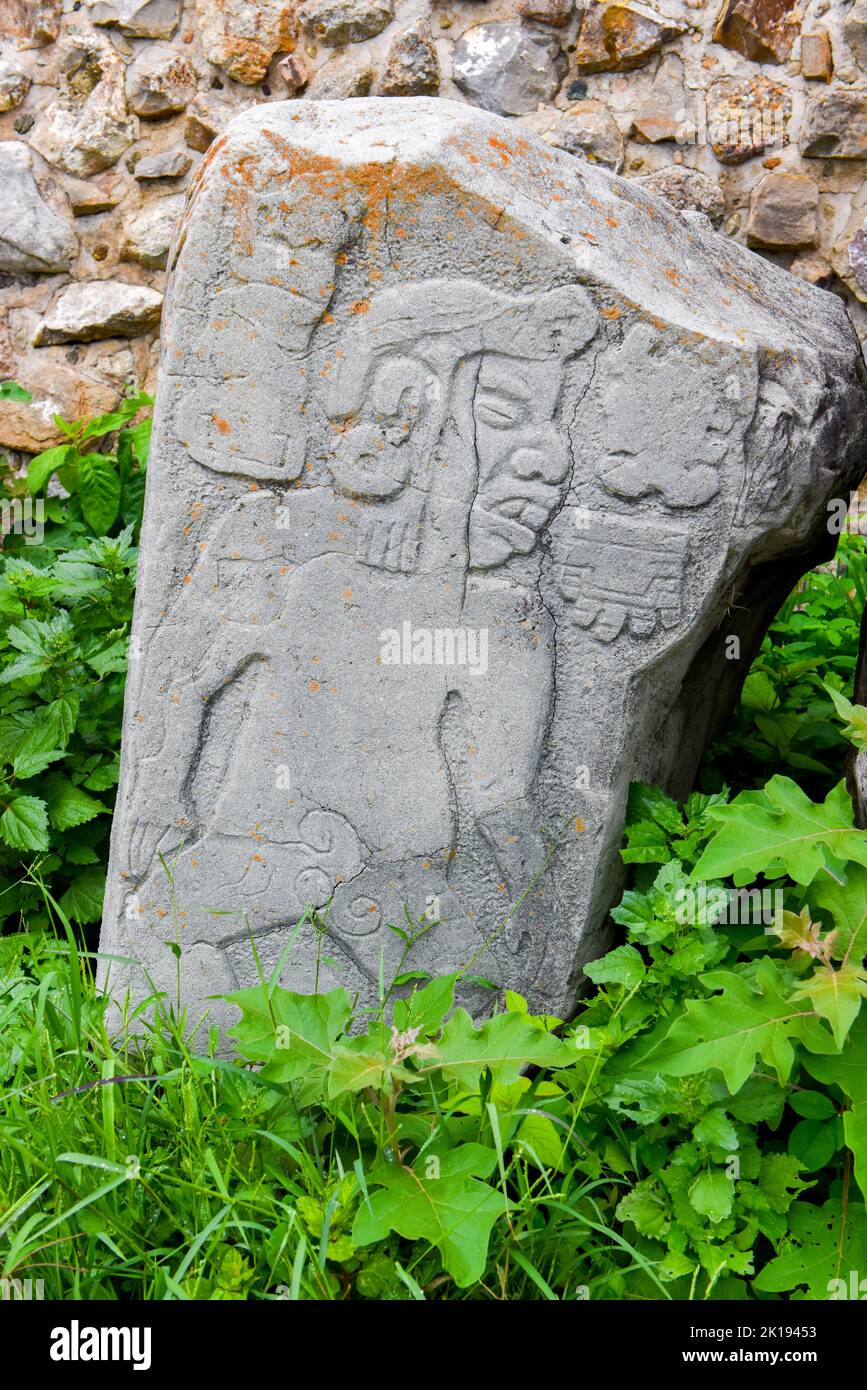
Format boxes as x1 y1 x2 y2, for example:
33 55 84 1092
0 794 49 851
584 944 646 990
78 453 120 534
42 774 107 832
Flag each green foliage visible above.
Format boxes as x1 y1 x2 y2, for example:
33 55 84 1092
0 390 864 1300
702 535 867 794
0 388 150 928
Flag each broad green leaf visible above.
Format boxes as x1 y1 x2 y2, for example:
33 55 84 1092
788 1117 839 1170
351 1145 505 1288
647 958 831 1093
27 444 72 494
0 794 49 851
753 1199 867 1298
693 777 867 887
392 972 458 1035
803 1015 867 1201
10 696 79 779
327 1034 416 1098
689 1170 733 1224
79 391 152 442
420 1009 572 1089
824 683 867 751
0 381 32 401
810 863 867 968
78 452 120 534
42 773 107 832
60 866 106 924
584 944 645 990
227 985 351 1080
615 1178 670 1239
792 964 867 1048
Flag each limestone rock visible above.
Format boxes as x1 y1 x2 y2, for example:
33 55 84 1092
306 51 374 98
629 54 685 143
745 170 818 248
844 1 867 71
0 142 78 274
800 30 832 82
802 91 867 159
631 164 725 226
378 22 440 96
515 0 573 26
120 193 184 268
197 0 296 85
707 75 790 164
83 0 180 40
35 280 163 344
712 0 799 66
298 0 393 47
64 173 125 215
126 45 196 119
184 94 232 151
0 1 61 48
0 55 32 113
452 23 566 116
573 0 686 75
30 35 138 178
133 146 193 179
523 100 625 170
97 97 867 1036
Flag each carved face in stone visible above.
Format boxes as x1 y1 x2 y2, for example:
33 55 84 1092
591 323 741 510
324 280 597 571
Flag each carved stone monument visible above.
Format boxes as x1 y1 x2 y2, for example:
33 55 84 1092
98 98 867 1034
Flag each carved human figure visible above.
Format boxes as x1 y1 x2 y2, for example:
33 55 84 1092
119 279 598 988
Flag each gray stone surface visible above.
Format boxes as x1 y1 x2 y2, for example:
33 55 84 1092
631 165 725 227
0 142 78 274
299 0 393 46
452 22 565 116
125 44 196 120
84 0 180 40
35 279 163 343
120 193 184 267
29 34 138 177
98 98 867 1038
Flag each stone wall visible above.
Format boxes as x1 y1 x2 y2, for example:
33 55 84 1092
2 0 867 456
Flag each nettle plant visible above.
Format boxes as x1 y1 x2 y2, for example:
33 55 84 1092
0 382 150 929
224 735 867 1299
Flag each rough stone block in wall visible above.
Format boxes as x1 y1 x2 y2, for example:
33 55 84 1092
4 0 867 460
97 98 867 1036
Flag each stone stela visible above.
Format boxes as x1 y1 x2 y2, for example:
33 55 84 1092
98 98 867 1035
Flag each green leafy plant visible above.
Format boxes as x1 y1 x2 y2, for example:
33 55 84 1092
702 535 867 795
0 388 151 929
